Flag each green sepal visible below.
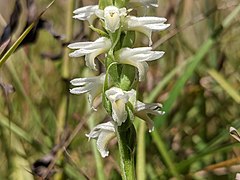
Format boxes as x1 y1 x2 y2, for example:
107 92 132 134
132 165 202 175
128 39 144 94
89 25 109 37
109 28 122 51
99 0 113 9
102 73 112 115
121 31 135 48
114 0 128 8
106 52 121 84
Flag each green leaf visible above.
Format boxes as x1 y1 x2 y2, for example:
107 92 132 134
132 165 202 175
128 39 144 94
119 65 136 91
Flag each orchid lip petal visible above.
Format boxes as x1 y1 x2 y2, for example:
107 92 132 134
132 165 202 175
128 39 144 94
96 6 127 33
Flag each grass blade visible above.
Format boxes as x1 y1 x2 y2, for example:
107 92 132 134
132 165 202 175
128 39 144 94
0 23 35 67
208 69 240 103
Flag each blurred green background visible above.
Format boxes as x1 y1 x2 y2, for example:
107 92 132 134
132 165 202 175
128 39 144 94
0 0 240 179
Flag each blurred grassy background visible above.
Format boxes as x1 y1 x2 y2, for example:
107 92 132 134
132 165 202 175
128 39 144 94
0 0 240 179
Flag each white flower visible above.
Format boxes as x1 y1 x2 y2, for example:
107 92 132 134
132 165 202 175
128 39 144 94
125 16 170 45
70 74 105 110
105 87 136 126
95 6 127 33
135 101 165 132
130 0 159 8
236 173 240 180
73 5 99 24
86 121 116 158
68 37 112 70
116 47 164 81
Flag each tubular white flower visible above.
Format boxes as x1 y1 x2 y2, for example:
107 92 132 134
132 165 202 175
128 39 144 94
105 87 136 126
86 121 116 158
95 6 127 33
70 73 105 110
116 47 165 81
68 37 112 70
135 101 165 132
125 16 170 45
73 5 99 24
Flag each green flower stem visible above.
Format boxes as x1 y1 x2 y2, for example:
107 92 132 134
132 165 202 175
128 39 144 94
116 124 136 180
100 1 136 179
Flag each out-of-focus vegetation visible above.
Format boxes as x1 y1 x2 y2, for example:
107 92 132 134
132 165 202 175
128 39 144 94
0 0 240 179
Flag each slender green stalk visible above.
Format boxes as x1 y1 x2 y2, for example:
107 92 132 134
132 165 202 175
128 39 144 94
0 23 35 68
57 0 74 136
0 0 55 68
136 120 146 180
152 130 180 179
116 124 136 180
55 1 74 179
208 69 240 103
62 0 74 79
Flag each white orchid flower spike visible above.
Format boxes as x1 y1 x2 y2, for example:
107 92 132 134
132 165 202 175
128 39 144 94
70 74 106 110
68 37 112 70
73 5 99 24
125 16 170 46
86 121 116 158
105 87 136 126
135 101 165 132
116 47 164 81
95 6 127 33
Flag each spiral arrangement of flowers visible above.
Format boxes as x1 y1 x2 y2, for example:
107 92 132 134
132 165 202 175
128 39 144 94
68 0 169 178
